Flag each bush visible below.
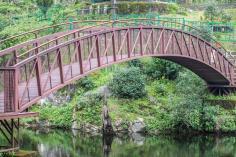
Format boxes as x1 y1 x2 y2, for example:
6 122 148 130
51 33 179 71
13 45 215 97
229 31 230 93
77 76 95 91
204 5 219 21
128 59 143 69
109 67 146 99
201 105 218 132
190 26 213 42
36 0 54 17
77 90 103 126
31 104 73 128
155 83 168 96
144 58 182 80
175 70 206 96
204 5 232 22
78 91 103 108
160 70 207 131
114 2 179 15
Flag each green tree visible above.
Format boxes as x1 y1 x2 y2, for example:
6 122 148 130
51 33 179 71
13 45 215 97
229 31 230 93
171 71 207 131
144 58 182 80
36 0 53 18
190 26 213 42
204 6 219 21
109 67 146 99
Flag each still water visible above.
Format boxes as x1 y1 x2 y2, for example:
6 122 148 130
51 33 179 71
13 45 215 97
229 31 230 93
20 128 236 157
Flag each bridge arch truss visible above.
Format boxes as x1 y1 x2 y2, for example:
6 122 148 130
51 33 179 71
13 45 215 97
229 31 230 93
0 25 235 113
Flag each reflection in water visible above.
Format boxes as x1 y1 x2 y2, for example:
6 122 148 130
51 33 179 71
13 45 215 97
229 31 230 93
19 128 236 157
103 135 113 157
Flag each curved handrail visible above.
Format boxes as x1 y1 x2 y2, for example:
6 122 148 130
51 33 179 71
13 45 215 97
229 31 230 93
12 25 233 68
16 21 115 59
0 20 109 45
0 20 112 67
0 18 234 67
14 18 236 66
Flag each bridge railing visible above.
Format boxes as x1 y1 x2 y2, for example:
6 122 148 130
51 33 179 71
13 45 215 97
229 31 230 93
13 19 236 66
1 18 234 68
0 20 154 68
0 20 113 67
0 67 18 113
0 20 109 50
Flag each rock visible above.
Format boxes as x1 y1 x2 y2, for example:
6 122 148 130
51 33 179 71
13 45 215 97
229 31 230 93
72 107 79 130
114 119 129 132
39 99 47 106
38 120 51 128
72 129 79 137
39 92 71 106
97 86 112 97
72 121 79 130
130 133 145 145
129 118 146 133
81 123 100 134
148 96 159 105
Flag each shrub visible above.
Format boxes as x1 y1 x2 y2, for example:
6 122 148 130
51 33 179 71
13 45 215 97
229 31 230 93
78 91 103 108
109 67 146 99
31 104 73 128
201 105 218 132
144 58 182 80
77 91 103 126
155 83 168 96
77 76 95 91
128 59 143 69
204 5 219 21
36 0 54 18
190 26 213 42
204 5 232 22
219 116 236 132
175 70 206 96
115 2 178 15
158 70 207 131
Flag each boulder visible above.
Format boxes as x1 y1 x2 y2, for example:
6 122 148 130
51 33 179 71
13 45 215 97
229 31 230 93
81 123 100 134
114 119 129 132
129 118 146 133
130 133 145 145
97 86 112 97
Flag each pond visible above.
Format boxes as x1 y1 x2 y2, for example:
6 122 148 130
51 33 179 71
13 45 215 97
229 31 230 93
19 128 236 157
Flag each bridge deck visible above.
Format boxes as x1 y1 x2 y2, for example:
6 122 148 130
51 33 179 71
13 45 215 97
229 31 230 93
0 55 122 113
0 112 38 120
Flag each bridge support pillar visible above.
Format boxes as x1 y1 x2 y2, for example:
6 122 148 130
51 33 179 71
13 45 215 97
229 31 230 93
0 119 20 153
208 85 236 95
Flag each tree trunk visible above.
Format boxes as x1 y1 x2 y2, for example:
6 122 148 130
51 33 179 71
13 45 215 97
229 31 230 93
102 96 114 135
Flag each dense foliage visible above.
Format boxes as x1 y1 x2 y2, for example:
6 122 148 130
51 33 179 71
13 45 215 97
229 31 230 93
143 58 182 80
109 67 146 99
29 56 236 134
36 0 54 18
204 5 232 22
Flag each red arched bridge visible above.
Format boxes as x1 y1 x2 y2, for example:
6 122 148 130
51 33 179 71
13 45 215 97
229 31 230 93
0 19 235 152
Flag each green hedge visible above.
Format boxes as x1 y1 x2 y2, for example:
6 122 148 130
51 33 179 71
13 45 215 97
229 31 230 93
117 2 178 14
91 1 179 15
